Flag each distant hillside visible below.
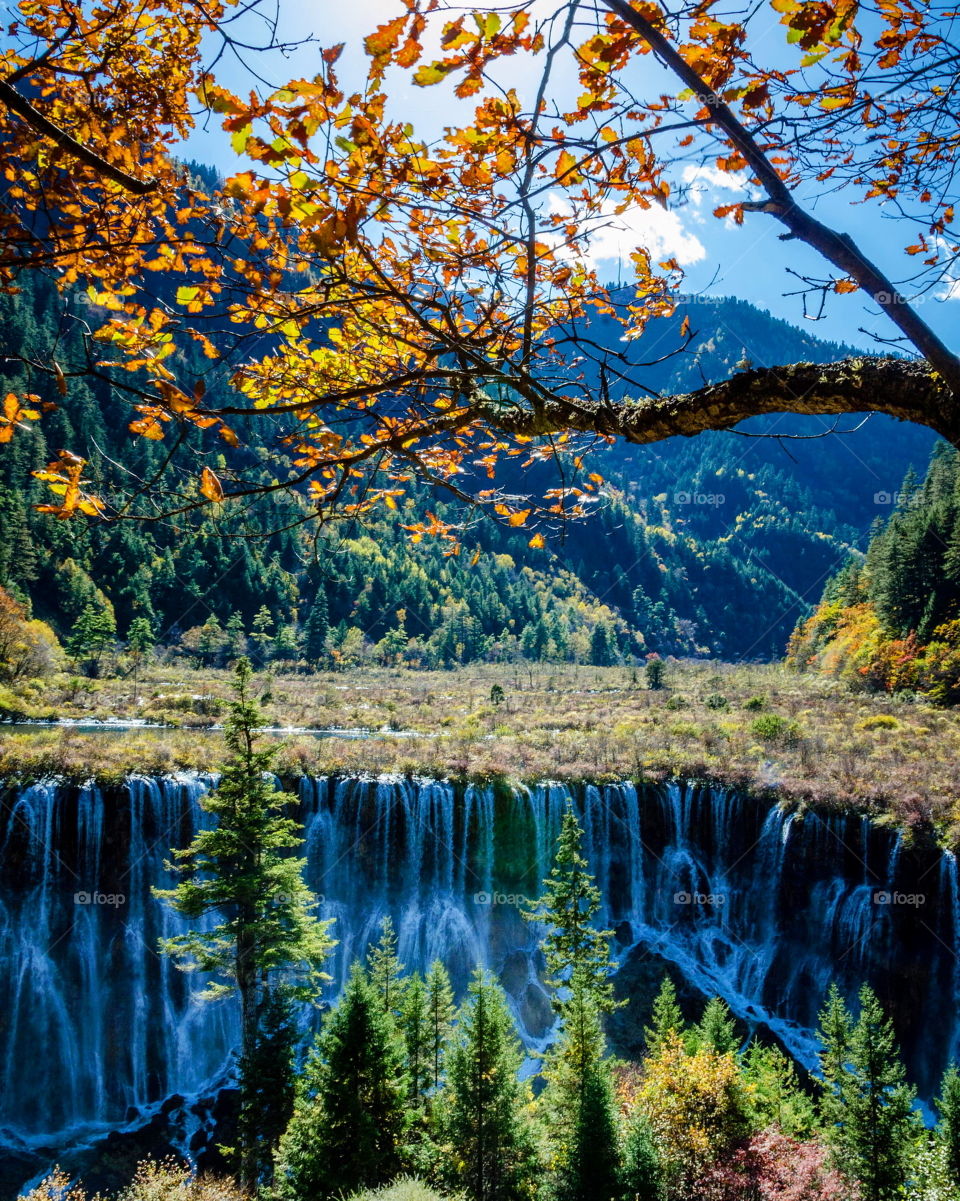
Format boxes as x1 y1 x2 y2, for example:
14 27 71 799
789 440 960 702
0 271 936 667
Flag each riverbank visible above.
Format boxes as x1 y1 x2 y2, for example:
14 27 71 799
1 661 957 840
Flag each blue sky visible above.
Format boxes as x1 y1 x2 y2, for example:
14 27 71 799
184 0 958 355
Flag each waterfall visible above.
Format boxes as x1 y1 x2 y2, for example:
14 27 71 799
0 774 955 1157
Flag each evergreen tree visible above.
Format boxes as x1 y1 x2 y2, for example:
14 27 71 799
237 987 297 1185
273 623 299 662
67 601 116 676
540 979 622 1201
303 589 330 665
275 964 408 1201
693 996 738 1055
817 983 918 1201
589 621 616 666
224 611 247 658
936 1062 960 1188
524 803 617 1012
425 958 455 1089
127 615 153 700
529 807 623 1201
156 659 335 1190
368 915 407 1017
622 1111 665 1201
442 968 538 1201
742 1041 818 1139
251 604 275 662
643 976 684 1056
402 972 433 1105
645 656 666 690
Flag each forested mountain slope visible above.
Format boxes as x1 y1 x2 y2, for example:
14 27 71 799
789 441 960 702
0 271 936 665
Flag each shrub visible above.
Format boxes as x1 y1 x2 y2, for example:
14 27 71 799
750 715 803 746
18 1170 88 1201
704 694 729 711
856 714 899 731
345 1180 451 1201
743 696 766 712
664 695 687 710
117 1161 244 1201
645 658 666 690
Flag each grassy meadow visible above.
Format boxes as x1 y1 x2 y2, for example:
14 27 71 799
2 660 958 841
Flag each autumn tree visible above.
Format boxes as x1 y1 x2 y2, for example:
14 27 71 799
5 0 960 536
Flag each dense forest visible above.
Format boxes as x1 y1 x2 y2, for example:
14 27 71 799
789 441 960 703
0 265 936 673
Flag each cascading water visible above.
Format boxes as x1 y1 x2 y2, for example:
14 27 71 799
0 773 956 1177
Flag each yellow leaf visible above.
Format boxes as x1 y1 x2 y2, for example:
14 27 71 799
508 508 531 527
555 149 578 181
414 62 450 86
529 532 546 549
200 467 224 502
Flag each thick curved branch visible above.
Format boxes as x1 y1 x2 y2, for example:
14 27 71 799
478 357 958 444
601 0 960 397
0 79 156 195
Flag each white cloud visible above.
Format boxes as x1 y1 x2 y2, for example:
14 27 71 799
547 195 707 270
681 164 751 205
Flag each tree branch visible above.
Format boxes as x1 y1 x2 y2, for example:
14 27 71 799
477 357 958 445
0 78 156 195
601 0 960 397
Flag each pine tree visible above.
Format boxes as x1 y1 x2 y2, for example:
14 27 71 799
643 976 684 1056
644 656 666 690
817 983 918 1201
303 589 330 665
237 987 297 1185
936 1062 960 1188
127 615 153 701
442 968 538 1201
529 807 623 1201
742 1041 817 1138
541 979 622 1201
156 659 335 1190
224 611 247 658
368 915 406 1017
589 622 616 666
524 803 617 1012
425 959 455 1089
694 996 738 1055
402 972 432 1105
275 964 408 1201
622 1111 665 1201
67 601 116 677
251 604 274 663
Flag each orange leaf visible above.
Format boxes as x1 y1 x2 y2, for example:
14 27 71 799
200 467 224 502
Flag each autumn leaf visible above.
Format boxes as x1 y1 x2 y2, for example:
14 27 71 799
200 467 225 502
